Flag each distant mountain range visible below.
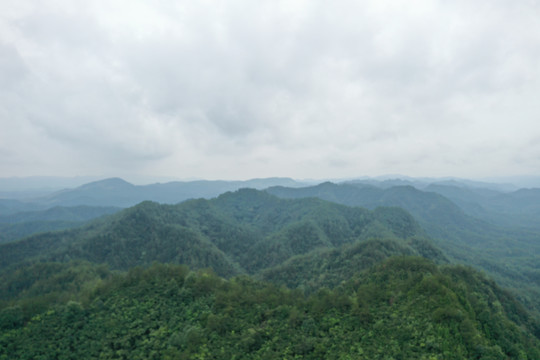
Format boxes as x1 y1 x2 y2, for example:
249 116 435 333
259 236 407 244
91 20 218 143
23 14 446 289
0 177 304 212
0 206 120 244
265 181 540 314
1 179 540 358
1 176 539 250
2 176 539 223
0 177 305 240
425 184 540 229
1 175 540 303
0 189 430 275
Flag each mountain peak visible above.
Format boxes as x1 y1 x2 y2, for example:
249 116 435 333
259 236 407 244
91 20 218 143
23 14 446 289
78 178 134 190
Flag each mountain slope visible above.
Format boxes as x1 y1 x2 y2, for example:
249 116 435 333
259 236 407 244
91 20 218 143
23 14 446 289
425 184 540 229
1 259 539 359
1 187 539 358
259 237 447 291
266 182 540 317
267 182 495 245
0 189 428 277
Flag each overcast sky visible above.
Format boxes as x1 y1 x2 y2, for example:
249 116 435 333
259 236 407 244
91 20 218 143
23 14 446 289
1 0 540 181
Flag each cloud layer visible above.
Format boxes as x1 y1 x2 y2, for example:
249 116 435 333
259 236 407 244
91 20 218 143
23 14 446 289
1 0 540 180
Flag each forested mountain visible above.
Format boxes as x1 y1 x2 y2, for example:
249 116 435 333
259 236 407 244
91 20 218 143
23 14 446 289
259 237 447 291
266 182 540 316
2 259 539 359
0 189 428 276
425 184 540 229
0 177 303 244
267 182 494 244
343 178 540 230
0 190 443 327
1 185 540 358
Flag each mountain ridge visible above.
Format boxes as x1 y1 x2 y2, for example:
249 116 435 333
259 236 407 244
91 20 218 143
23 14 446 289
0 189 432 276
1 185 540 358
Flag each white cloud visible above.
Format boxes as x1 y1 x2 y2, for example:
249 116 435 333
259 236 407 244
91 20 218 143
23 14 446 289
1 0 540 179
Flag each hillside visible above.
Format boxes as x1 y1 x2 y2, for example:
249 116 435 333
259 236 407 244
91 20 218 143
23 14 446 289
425 184 540 229
1 259 539 359
267 182 493 244
1 187 540 358
0 189 429 275
266 182 540 316
259 237 447 291
0 189 446 329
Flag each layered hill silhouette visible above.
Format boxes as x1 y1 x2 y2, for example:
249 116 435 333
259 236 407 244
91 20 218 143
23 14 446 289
1 187 540 358
0 206 120 244
425 183 540 229
0 189 432 277
0 177 304 242
0 188 445 327
267 182 493 243
266 182 540 313
15 177 303 209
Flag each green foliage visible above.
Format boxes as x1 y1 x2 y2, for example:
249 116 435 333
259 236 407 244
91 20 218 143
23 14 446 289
1 187 539 358
0 261 112 324
0 189 426 278
1 259 539 359
267 182 540 320
259 238 446 292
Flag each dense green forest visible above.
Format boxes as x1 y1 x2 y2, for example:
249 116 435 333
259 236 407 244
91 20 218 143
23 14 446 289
266 183 540 317
1 187 540 358
2 260 539 359
0 189 428 274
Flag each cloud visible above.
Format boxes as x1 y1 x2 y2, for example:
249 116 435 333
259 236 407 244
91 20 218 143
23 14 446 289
1 0 540 179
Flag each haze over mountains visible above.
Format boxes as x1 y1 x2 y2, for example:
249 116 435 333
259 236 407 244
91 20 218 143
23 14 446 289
2 175 539 214
1 175 540 358
0 177 303 210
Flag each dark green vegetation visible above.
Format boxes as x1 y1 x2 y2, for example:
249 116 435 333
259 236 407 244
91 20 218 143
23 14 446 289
267 182 540 317
1 186 540 358
2 260 539 359
0 189 430 275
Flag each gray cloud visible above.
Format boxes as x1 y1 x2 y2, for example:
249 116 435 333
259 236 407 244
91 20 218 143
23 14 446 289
1 0 540 180
0 43 28 89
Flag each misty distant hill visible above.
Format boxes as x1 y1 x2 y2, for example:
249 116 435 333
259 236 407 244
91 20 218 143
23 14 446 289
0 177 304 213
343 176 518 192
0 206 120 244
265 181 540 313
0 199 45 216
424 184 540 229
266 182 489 242
265 181 535 250
0 177 305 242
29 177 304 208
339 178 540 229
